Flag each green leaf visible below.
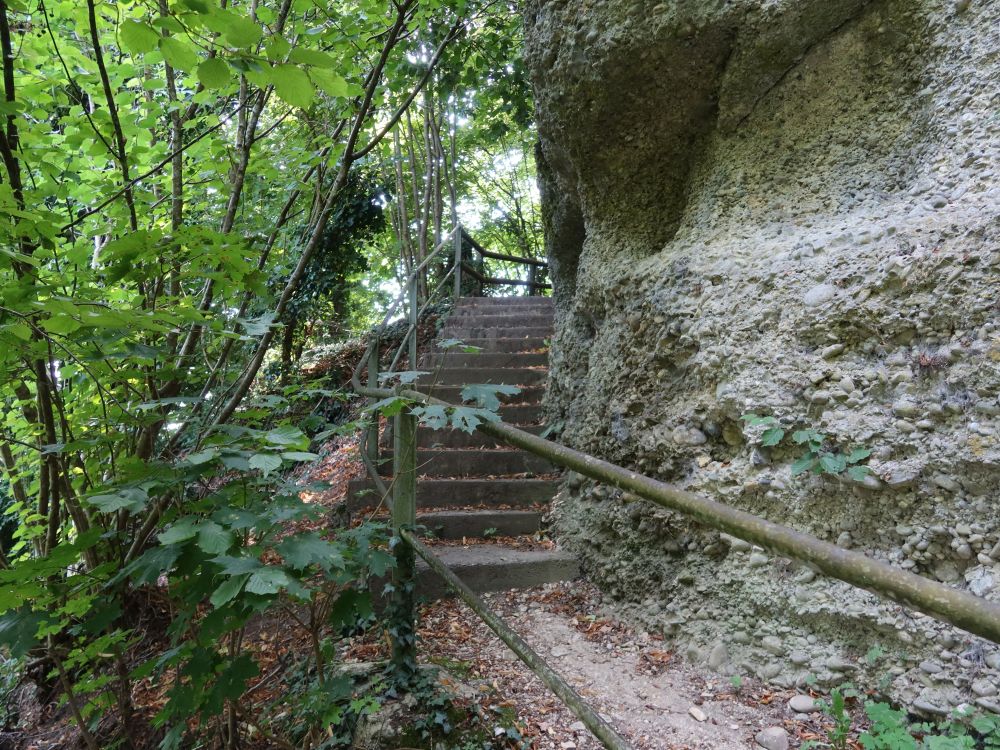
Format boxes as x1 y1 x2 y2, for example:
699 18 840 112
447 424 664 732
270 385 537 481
310 69 352 98
211 555 262 576
158 518 200 545
197 522 233 555
364 396 409 418
87 488 147 513
265 424 308 448
248 453 282 476
270 65 314 108
450 406 500 433
280 451 318 462
819 453 847 475
290 48 337 68
121 20 160 54
790 454 816 476
183 448 218 466
847 447 871 463
197 58 232 89
222 15 262 48
847 465 871 481
245 568 291 595
159 37 199 72
460 383 521 412
0 609 45 658
209 574 249 607
264 36 291 61
275 532 344 571
760 427 784 447
411 404 448 430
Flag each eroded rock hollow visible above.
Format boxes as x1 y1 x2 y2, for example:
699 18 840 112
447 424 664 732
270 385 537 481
526 0 1000 713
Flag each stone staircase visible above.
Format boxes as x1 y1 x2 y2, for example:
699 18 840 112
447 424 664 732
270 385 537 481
348 296 578 599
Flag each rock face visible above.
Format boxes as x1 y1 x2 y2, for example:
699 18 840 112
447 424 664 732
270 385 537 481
525 0 1000 714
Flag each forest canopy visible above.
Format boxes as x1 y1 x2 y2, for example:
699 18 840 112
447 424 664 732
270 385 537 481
0 0 541 746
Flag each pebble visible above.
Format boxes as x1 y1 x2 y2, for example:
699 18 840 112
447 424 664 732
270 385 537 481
789 694 816 713
920 660 943 675
803 284 837 307
708 643 730 668
755 726 790 750
688 706 707 722
972 679 998 697
826 656 856 672
748 552 769 568
762 636 785 656
821 344 845 359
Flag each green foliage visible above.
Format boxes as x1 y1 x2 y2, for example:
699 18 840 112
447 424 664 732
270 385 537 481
0 0 510 743
804 689 1000 750
741 414 872 481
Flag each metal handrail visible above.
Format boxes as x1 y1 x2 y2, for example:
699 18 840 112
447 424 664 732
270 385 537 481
352 381 1000 649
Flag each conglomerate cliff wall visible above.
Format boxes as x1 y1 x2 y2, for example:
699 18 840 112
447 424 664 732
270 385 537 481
525 0 1000 714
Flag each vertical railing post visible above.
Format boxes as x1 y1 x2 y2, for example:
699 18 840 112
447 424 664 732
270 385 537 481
452 225 462 302
366 333 380 467
407 275 418 370
528 264 537 297
390 406 417 682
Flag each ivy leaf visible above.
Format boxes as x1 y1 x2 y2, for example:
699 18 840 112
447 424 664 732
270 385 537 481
248 453 282 476
270 64 314 108
159 37 199 72
121 20 160 54
197 58 232 90
760 427 785 447
460 383 521 412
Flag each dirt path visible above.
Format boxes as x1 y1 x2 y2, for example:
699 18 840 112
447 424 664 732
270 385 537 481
417 581 823 749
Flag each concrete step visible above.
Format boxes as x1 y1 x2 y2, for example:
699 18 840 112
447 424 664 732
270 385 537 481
346 477 558 511
409 384 545 407
441 326 552 340
450 338 549 353
414 545 578 600
418 510 543 539
414 424 545 449
420 351 549 368
379 449 554 477
455 297 553 309
443 313 554 327
415 367 547 387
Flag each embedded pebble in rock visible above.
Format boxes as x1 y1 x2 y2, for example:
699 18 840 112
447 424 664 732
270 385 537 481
788 695 816 713
755 726 790 750
526 0 1000 719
